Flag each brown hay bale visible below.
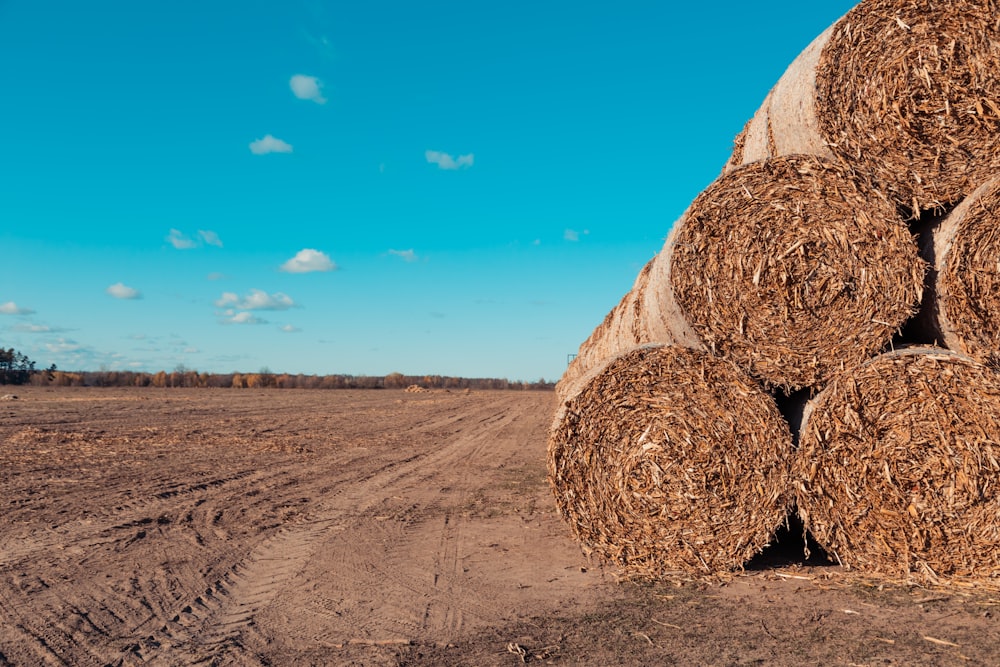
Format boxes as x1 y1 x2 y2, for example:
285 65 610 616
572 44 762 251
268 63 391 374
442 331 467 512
918 176 1000 365
793 347 1000 581
726 24 838 170
556 244 702 401
669 155 925 393
815 0 1000 213
548 345 794 576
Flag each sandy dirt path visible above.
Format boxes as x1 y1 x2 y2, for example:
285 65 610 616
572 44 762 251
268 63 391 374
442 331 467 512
0 388 602 666
1 387 998 666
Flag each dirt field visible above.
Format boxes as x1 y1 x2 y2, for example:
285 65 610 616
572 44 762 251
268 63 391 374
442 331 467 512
0 387 998 666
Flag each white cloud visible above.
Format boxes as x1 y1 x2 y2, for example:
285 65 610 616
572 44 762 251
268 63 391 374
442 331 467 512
215 289 295 311
207 272 227 281
166 228 197 249
0 301 34 315
388 248 418 262
11 323 53 333
168 228 222 249
280 248 337 273
198 230 223 247
425 150 474 170
290 74 326 104
279 324 301 333
249 134 293 155
224 312 267 325
107 282 142 300
564 229 590 242
45 338 83 353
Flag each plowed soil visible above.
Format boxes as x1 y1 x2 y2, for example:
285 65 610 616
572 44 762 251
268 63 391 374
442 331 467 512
1 387 998 666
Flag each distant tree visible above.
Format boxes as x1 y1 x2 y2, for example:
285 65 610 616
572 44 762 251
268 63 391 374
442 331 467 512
0 347 37 385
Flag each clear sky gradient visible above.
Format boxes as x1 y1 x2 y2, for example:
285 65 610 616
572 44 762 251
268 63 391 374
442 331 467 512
1 1 858 382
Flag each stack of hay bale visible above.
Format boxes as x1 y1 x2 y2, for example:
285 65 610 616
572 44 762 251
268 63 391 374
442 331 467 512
550 0 1000 583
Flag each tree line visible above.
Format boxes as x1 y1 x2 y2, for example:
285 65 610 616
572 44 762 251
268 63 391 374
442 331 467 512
0 347 553 391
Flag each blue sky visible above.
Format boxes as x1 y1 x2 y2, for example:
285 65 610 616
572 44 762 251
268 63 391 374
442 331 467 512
0 1 857 382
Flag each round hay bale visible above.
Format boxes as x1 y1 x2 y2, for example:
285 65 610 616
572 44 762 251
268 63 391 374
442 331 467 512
555 244 701 401
726 24 838 171
816 0 1000 213
793 347 1000 580
669 155 925 393
919 175 1000 365
548 344 794 576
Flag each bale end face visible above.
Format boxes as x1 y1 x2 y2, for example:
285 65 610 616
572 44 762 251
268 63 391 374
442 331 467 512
795 348 1000 581
548 345 794 576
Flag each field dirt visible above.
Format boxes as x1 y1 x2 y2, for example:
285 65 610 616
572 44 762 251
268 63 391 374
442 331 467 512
0 387 998 666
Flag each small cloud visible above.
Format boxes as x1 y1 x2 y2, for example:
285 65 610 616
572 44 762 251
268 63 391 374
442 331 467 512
532 239 541 246
44 337 83 353
11 323 53 333
169 229 223 249
0 301 34 315
280 248 337 273
388 248 418 262
564 229 590 242
166 228 197 249
425 150 474 170
207 272 227 281
223 312 267 325
289 74 326 104
198 230 223 247
249 134 293 155
279 324 301 333
215 289 295 311
430 312 446 319
107 282 142 300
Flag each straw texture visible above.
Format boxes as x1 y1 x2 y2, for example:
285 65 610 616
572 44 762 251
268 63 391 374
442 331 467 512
669 155 925 393
794 347 1000 580
556 241 701 401
726 25 837 170
921 176 1000 365
816 0 1000 213
549 345 794 576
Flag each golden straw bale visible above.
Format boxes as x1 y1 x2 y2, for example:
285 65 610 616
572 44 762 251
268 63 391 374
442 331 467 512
669 155 925 393
726 24 838 170
549 345 794 576
918 176 1000 365
794 347 1000 581
556 244 701 401
816 0 1000 213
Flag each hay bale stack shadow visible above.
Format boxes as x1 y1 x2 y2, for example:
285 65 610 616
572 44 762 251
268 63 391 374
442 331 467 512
549 345 794 576
793 347 1000 581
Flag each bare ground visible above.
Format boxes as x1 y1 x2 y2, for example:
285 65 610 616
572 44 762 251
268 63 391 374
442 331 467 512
0 387 997 666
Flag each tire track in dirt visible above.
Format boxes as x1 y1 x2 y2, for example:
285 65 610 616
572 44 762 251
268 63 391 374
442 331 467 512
0 390 579 666
133 402 529 664
0 470 263 568
258 402 545 650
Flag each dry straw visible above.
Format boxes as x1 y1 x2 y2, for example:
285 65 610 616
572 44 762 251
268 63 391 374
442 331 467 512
816 0 1000 214
727 24 838 169
918 176 1000 366
555 243 701 401
669 155 925 393
794 347 1000 581
729 0 1000 214
548 345 794 576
